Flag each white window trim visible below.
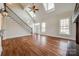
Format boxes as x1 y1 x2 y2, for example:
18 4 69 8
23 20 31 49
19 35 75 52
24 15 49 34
43 3 55 13
59 18 70 35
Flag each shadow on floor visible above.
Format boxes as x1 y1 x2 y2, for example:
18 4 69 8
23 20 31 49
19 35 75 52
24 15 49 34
66 41 79 56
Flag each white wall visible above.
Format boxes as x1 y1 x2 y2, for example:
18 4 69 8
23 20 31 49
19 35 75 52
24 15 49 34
39 11 76 40
3 17 31 39
3 3 76 40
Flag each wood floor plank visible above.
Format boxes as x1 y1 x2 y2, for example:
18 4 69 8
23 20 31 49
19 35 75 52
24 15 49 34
1 35 76 56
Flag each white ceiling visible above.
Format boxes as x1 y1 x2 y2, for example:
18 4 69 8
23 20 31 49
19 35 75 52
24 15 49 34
33 3 75 17
18 3 76 18
6 3 76 14
0 3 76 19
0 3 75 15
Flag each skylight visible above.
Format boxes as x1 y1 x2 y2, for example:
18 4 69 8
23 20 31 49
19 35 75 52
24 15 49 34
43 3 55 12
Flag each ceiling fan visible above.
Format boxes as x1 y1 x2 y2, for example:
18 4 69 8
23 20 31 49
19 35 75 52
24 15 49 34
28 3 39 13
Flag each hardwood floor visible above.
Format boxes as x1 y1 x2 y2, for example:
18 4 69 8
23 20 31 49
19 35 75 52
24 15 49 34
1 35 76 56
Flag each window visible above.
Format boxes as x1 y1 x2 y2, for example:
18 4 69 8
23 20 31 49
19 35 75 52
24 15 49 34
60 18 70 35
43 3 55 11
34 23 40 34
41 22 46 32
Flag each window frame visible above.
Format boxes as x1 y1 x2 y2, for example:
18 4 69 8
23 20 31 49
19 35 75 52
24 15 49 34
59 18 70 35
43 3 55 13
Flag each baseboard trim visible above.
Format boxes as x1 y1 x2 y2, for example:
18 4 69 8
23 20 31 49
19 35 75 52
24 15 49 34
37 33 75 41
4 34 32 40
4 33 75 41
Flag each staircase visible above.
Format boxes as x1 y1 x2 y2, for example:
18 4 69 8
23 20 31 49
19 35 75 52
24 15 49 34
0 4 36 55
6 5 36 34
6 6 32 33
0 5 36 39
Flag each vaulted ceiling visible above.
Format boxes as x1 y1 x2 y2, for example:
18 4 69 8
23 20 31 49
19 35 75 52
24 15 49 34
0 3 76 20
6 3 75 14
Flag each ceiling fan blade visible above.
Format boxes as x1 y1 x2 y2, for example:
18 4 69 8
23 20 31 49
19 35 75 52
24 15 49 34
33 5 35 9
27 3 39 13
35 9 39 11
